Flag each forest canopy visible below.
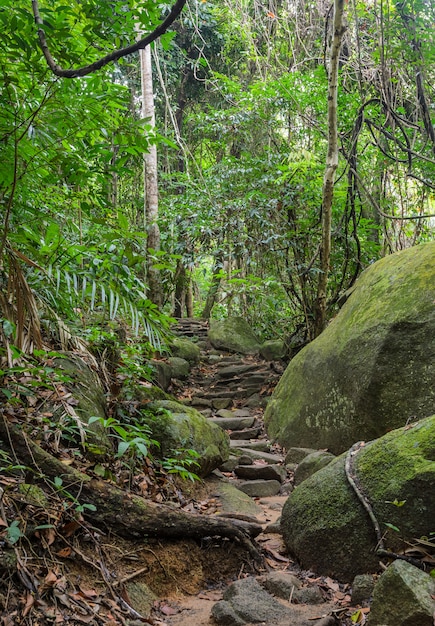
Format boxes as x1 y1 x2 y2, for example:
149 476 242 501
0 0 434 350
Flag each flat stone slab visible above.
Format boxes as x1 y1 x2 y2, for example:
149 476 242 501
210 417 255 430
216 409 240 419
229 427 261 440
231 446 284 464
234 464 287 482
217 364 259 378
207 480 263 518
190 396 212 407
236 479 281 497
230 440 270 452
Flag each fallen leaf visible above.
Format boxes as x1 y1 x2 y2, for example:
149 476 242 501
56 547 72 558
22 592 35 617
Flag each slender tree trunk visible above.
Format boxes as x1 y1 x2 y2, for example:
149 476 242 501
201 252 224 320
313 0 346 337
138 40 163 307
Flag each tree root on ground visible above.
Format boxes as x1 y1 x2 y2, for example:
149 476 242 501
0 415 264 564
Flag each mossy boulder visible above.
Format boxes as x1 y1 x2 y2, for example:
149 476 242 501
265 243 435 454
145 400 230 477
208 317 261 355
170 337 201 364
280 415 435 582
260 339 286 361
168 357 190 379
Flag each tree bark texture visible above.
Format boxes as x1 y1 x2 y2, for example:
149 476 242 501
139 42 163 308
314 0 346 338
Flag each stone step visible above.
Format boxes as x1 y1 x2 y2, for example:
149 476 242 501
234 464 287 482
208 417 256 430
235 479 282 497
229 427 262 439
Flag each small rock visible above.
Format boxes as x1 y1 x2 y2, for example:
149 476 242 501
124 582 156 618
263 521 281 533
284 447 319 464
260 339 286 361
168 356 190 379
213 398 233 409
351 574 375 605
268 502 284 510
294 451 336 485
208 354 222 363
236 479 281 497
219 456 239 472
212 577 294 625
211 600 245 626
262 571 302 598
200 408 213 417
369 560 435 626
279 482 294 495
293 585 324 605
238 454 253 465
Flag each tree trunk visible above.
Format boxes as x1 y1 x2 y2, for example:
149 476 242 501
0 416 263 561
138 39 163 308
313 0 346 338
201 253 224 320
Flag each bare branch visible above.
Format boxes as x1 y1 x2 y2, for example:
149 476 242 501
31 0 188 78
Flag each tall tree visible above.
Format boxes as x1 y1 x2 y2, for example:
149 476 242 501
138 39 163 307
314 0 346 338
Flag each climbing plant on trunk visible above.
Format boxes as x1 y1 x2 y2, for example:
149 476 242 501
314 0 347 338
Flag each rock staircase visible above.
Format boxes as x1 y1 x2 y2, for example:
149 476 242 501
171 319 292 503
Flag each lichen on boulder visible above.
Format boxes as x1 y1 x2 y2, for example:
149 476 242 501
280 415 435 582
208 317 261 355
265 242 435 454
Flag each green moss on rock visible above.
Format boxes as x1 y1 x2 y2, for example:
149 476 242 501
265 243 435 454
145 400 230 477
208 317 261 355
280 416 435 582
170 337 201 363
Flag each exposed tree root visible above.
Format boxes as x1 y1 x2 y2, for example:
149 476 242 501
0 415 264 563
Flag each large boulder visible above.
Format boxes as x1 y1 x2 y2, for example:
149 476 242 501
145 400 230 477
208 317 261 355
265 243 435 453
280 416 435 582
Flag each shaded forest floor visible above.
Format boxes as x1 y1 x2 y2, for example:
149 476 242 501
0 337 362 625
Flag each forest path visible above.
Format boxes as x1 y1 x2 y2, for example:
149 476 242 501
155 320 352 626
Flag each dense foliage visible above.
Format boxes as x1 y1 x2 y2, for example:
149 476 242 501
0 0 434 352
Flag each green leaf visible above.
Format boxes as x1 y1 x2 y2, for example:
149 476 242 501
6 520 23 545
